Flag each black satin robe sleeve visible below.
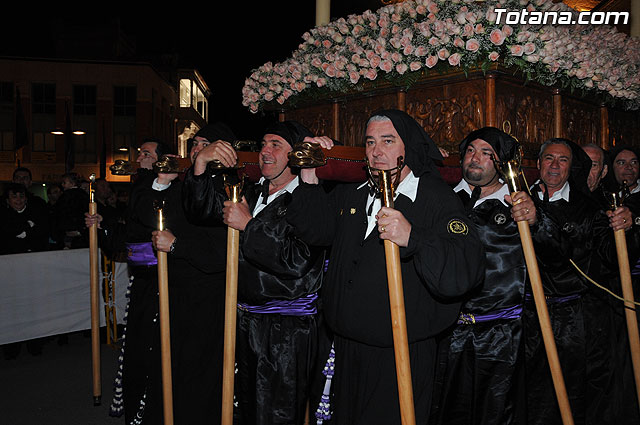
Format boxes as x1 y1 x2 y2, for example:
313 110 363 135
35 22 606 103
530 187 622 296
242 195 323 279
181 167 227 226
183 169 324 304
401 176 485 300
238 192 324 302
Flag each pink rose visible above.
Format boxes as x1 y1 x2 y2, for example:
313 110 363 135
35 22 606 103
454 37 465 48
465 38 480 52
489 29 505 46
438 48 450 60
523 42 536 55
429 37 440 46
410 61 422 72
369 55 382 69
396 63 408 74
510 45 524 57
525 54 539 63
322 40 332 49
488 51 500 61
503 25 513 37
380 60 393 72
264 92 274 102
349 71 360 84
425 55 438 68
463 24 474 37
415 45 428 57
316 78 326 88
448 53 462 66
475 24 485 34
364 68 378 80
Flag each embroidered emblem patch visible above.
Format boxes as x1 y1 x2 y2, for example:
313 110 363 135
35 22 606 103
350 208 356 215
494 213 507 225
635 216 640 226
448 219 468 235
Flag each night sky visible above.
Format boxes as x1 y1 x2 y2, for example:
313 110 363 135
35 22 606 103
0 3 379 141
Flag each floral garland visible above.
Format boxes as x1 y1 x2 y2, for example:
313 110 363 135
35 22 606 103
241 0 640 113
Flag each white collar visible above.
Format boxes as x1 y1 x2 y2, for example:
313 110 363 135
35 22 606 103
151 178 171 191
535 180 570 202
453 179 509 207
253 176 299 215
361 170 419 239
630 179 640 194
358 169 419 203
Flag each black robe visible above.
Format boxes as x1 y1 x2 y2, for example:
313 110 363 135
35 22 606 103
182 168 327 425
430 188 534 425
0 200 49 254
525 182 637 425
286 174 485 425
163 177 227 425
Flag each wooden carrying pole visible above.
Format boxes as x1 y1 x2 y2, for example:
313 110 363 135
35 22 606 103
379 169 416 425
88 174 101 406
501 161 574 425
221 183 242 425
613 228 640 406
156 204 174 425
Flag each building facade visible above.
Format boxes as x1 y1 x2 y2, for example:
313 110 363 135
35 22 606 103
0 56 209 188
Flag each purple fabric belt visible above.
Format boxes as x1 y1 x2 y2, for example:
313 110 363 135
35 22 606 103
633 258 640 276
126 242 157 266
457 304 523 324
525 292 581 305
237 293 318 316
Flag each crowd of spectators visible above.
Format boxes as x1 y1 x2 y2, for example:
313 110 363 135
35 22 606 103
0 167 126 254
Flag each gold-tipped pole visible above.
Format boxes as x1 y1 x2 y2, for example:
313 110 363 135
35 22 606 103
497 155 574 425
155 201 174 425
221 179 244 425
88 174 101 406
371 159 416 425
608 184 640 408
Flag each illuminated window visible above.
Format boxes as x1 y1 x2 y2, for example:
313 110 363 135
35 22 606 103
180 79 192 107
180 78 207 120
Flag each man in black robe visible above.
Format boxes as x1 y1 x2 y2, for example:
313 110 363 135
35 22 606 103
430 127 537 425
595 144 640 423
149 122 234 424
85 137 175 423
525 138 638 425
286 109 485 425
182 120 326 425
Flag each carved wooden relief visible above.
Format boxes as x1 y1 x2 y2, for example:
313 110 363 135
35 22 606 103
405 79 485 152
561 96 600 146
495 80 553 158
277 71 640 158
283 103 334 139
338 92 396 146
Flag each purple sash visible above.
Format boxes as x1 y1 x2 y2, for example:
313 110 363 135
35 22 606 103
237 293 318 316
126 242 157 266
457 304 523 324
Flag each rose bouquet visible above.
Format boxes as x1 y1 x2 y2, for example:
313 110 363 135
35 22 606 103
242 0 640 113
